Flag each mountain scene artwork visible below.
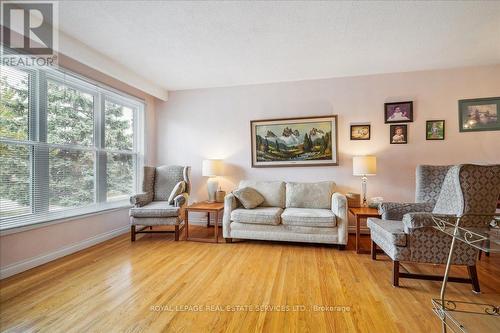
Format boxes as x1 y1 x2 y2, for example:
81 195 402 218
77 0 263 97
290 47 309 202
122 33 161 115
251 116 338 167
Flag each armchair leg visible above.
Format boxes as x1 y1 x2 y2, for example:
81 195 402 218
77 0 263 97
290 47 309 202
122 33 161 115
131 225 136 242
338 244 345 251
393 261 400 287
371 240 377 260
174 225 180 241
467 265 480 293
225 238 233 243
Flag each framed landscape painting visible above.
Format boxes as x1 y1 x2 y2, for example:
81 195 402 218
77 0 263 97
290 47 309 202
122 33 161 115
458 97 500 132
251 115 338 167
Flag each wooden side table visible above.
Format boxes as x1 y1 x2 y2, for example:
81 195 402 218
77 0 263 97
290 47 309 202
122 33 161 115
185 201 224 243
348 207 381 254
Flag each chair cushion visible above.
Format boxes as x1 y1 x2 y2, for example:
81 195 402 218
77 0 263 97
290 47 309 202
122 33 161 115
167 181 186 204
281 208 336 227
238 180 286 208
367 218 407 247
129 201 180 218
231 207 283 225
233 187 265 209
285 182 335 209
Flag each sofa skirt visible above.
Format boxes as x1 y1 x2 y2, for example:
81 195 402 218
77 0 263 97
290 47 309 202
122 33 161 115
228 222 340 245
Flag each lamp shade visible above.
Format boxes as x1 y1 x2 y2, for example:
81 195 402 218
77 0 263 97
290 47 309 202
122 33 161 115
352 156 377 176
202 159 224 177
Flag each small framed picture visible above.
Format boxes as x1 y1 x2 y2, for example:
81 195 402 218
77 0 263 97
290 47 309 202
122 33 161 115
350 124 371 140
426 120 445 140
458 97 500 132
384 101 413 123
390 124 408 144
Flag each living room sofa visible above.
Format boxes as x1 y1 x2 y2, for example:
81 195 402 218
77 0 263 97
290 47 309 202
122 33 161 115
222 180 348 248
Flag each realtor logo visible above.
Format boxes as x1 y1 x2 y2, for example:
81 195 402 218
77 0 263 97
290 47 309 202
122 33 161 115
1 1 58 67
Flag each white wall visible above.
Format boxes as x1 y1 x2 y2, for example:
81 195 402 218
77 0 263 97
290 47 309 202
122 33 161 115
156 65 500 205
0 56 159 278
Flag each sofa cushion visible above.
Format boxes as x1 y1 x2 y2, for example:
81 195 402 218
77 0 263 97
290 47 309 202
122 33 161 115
238 180 286 208
231 207 283 225
281 208 336 227
129 201 180 218
367 218 407 247
233 187 265 209
285 181 335 209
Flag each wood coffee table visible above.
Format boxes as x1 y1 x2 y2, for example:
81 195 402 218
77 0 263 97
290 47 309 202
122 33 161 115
348 207 381 254
185 201 224 243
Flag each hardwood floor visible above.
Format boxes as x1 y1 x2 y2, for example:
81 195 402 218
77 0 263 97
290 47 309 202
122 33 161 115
0 227 498 332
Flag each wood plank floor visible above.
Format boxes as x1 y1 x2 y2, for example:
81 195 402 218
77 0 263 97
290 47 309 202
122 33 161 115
0 227 498 333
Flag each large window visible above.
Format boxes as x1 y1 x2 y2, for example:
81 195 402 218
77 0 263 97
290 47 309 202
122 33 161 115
0 66 144 230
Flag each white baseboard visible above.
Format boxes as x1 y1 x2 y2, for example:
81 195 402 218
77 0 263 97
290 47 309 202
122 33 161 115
0 225 129 279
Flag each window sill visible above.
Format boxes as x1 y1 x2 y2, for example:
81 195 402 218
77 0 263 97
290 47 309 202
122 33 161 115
0 202 132 236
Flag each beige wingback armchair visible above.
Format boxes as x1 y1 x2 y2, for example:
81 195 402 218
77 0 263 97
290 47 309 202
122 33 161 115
368 164 500 292
129 165 191 241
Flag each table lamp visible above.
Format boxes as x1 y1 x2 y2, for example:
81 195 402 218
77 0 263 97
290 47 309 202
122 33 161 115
352 156 377 207
202 159 224 202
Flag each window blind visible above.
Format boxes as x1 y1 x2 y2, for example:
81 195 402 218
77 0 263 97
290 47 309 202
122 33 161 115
0 65 144 231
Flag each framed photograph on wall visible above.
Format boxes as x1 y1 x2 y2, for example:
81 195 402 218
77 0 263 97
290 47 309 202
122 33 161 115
390 124 408 144
250 115 338 167
350 124 371 140
426 120 445 140
384 101 413 123
458 97 500 132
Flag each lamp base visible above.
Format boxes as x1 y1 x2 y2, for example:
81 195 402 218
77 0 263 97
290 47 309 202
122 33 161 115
207 178 218 203
361 176 368 207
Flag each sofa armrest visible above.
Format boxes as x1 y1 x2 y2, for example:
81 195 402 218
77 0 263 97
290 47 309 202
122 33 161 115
379 202 434 220
223 193 240 238
331 192 348 245
129 192 152 207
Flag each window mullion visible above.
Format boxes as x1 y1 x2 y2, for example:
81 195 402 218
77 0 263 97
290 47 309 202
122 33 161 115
95 93 107 203
32 70 49 214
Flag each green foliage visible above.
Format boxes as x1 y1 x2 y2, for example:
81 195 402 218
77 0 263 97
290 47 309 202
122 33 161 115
1 69 135 217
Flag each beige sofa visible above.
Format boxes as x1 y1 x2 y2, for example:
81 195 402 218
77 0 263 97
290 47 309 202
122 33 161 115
222 180 348 248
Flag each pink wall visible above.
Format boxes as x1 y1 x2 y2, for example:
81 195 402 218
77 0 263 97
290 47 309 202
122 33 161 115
0 55 159 276
0 210 129 268
156 65 500 204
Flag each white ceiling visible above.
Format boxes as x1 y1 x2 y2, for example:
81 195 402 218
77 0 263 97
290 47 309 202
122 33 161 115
58 1 500 91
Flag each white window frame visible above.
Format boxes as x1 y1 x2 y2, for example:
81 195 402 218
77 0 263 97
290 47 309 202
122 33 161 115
0 66 145 233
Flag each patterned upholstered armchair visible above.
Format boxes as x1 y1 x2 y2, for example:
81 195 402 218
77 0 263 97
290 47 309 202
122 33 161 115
129 165 191 241
378 165 452 220
368 164 500 292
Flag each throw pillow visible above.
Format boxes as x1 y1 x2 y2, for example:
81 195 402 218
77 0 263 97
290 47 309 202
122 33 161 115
168 181 186 205
233 187 265 209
